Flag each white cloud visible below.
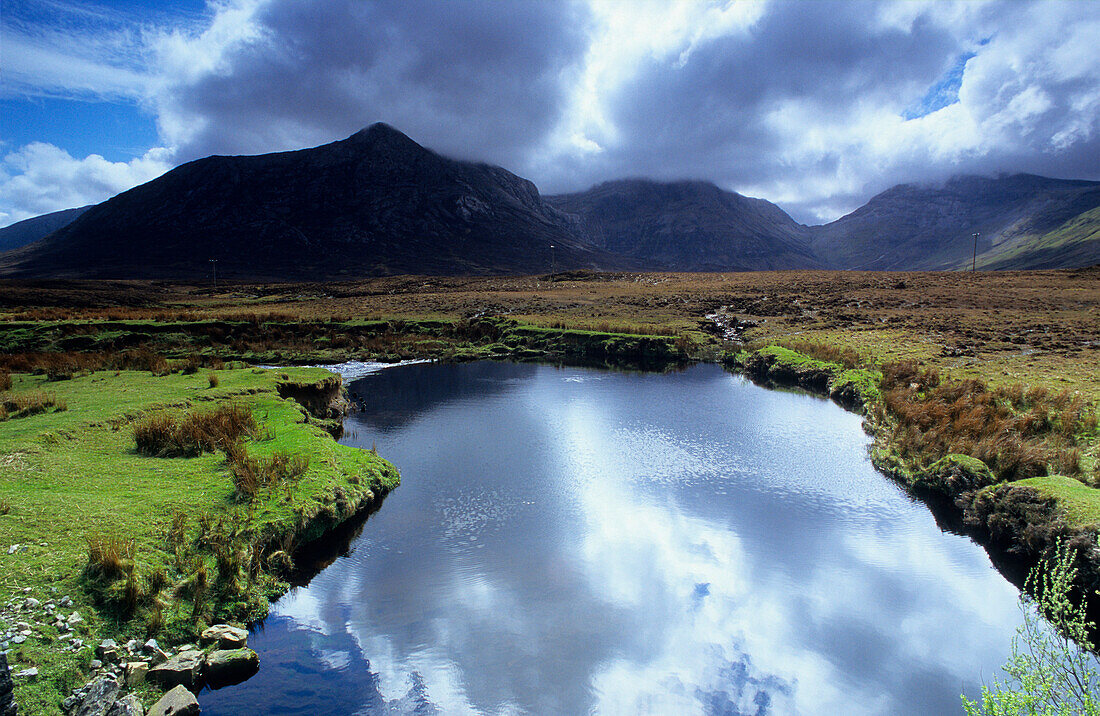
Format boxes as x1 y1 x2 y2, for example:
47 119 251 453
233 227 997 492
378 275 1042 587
0 143 172 225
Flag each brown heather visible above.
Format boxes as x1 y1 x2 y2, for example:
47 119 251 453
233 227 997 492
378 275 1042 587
133 403 257 457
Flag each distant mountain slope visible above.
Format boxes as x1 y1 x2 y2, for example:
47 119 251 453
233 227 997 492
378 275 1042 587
547 179 819 271
979 205 1100 270
810 174 1100 270
0 124 625 280
0 206 91 253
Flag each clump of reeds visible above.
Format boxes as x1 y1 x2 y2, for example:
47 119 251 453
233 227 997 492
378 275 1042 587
208 372 219 388
1 390 64 418
85 534 134 580
228 444 310 501
133 403 257 457
0 371 11 391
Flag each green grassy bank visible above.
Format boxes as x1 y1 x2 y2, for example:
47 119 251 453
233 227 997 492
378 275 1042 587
0 365 398 713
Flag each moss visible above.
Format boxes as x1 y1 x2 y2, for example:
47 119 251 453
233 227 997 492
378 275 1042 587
1014 475 1100 529
912 454 996 495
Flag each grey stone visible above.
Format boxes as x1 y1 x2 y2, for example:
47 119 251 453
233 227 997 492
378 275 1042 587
68 612 83 625
8 638 23 646
22 600 38 610
89 660 102 670
148 685 199 716
11 669 35 680
0 652 15 716
95 640 123 664
105 694 143 716
200 624 248 649
204 648 259 687
61 674 120 716
148 650 204 688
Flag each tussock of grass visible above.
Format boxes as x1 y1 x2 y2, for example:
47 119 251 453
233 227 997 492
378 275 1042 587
229 444 310 501
85 534 134 581
133 403 257 457
1 389 66 419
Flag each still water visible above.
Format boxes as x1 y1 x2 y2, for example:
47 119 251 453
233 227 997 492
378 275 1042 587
200 361 1022 715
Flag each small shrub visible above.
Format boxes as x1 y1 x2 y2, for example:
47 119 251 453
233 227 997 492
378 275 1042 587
229 445 309 501
0 371 11 391
208 372 219 388
181 354 202 375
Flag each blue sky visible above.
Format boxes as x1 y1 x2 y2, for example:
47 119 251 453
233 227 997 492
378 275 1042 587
3 0 1099 227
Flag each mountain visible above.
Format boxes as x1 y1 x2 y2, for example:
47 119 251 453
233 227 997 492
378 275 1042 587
810 174 1100 270
0 124 624 280
547 180 819 271
0 206 91 253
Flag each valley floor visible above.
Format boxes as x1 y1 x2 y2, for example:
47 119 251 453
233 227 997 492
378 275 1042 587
0 267 1098 712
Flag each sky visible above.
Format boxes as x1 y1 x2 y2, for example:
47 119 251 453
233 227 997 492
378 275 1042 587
2 0 1099 228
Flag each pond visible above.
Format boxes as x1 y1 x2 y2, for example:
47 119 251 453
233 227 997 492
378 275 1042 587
200 361 1023 715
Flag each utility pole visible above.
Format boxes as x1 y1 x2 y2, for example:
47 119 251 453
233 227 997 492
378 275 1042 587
209 259 218 290
971 232 979 272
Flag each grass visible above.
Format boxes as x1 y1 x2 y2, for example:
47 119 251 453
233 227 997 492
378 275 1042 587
0 366 399 714
1014 475 1100 529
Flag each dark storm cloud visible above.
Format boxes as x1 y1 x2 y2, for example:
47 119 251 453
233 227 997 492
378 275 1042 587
554 0 1100 222
162 0 591 167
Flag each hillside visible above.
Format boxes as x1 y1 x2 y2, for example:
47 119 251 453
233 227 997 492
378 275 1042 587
547 179 820 271
0 125 624 280
810 174 1100 270
0 206 90 253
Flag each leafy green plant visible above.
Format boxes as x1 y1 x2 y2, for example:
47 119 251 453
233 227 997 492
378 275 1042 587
963 540 1100 715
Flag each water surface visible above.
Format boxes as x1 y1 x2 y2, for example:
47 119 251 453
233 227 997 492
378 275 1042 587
201 361 1022 715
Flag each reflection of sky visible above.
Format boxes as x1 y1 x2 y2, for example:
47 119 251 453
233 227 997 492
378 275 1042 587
200 363 1024 716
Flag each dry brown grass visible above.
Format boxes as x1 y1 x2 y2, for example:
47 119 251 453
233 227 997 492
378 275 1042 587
877 361 1095 482
1 389 64 418
85 534 134 581
133 403 257 457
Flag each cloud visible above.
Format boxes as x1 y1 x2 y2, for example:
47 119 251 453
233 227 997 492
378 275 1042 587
0 142 172 225
537 0 1100 222
2 0 1099 226
150 0 593 168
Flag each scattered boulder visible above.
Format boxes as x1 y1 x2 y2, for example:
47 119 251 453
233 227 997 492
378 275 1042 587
11 669 36 681
148 685 199 716
0 652 16 716
200 624 248 649
61 674 121 716
105 695 143 716
96 640 124 664
204 648 259 688
124 662 148 687
148 650 204 688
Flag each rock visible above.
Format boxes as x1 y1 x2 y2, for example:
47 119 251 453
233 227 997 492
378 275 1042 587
204 648 259 687
89 660 102 670
6 546 17 555
0 652 16 716
124 662 148 687
61 597 73 608
148 685 199 716
61 674 121 716
96 640 123 664
9 638 23 646
125 640 140 655
12 669 35 680
142 640 169 666
105 695 143 716
148 650 204 688
68 612 83 625
200 624 248 649
23 600 38 610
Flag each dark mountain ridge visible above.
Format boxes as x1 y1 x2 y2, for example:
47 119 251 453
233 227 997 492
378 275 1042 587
2 124 1097 279
0 124 624 280
546 179 820 271
0 206 91 253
